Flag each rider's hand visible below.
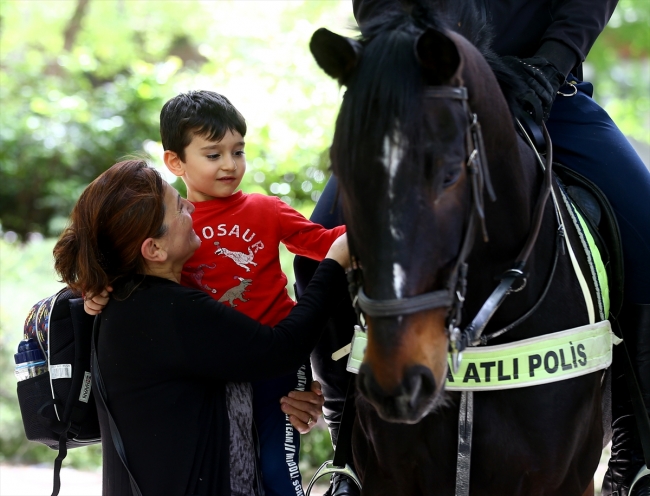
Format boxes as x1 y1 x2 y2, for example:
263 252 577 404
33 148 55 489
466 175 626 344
501 55 565 124
281 381 325 434
83 287 112 315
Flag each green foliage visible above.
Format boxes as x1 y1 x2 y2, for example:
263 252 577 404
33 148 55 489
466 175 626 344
0 0 354 239
587 0 650 143
300 424 335 470
0 0 646 477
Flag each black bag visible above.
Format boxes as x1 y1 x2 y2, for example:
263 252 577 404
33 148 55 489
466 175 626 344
17 288 101 495
18 288 143 496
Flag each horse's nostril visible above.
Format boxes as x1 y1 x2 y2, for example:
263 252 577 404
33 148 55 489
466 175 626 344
404 365 436 409
407 372 422 410
358 363 440 421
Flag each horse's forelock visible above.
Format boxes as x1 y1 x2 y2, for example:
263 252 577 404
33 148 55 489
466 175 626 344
332 20 427 185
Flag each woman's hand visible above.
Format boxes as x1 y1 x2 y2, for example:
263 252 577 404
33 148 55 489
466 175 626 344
83 287 112 315
325 233 350 271
281 380 325 434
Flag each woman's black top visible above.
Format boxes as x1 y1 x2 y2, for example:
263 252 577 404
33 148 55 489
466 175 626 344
97 259 346 495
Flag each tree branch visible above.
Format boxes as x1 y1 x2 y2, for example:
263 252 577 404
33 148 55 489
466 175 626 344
63 0 91 52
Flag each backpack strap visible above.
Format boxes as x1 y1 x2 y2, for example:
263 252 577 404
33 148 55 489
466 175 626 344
50 424 70 496
91 316 143 496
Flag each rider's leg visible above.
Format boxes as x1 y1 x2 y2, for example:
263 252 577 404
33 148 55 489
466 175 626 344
606 303 650 496
546 77 650 496
546 77 650 305
294 176 360 496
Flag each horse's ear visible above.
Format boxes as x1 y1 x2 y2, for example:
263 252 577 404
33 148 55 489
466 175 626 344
310 28 362 84
415 28 461 84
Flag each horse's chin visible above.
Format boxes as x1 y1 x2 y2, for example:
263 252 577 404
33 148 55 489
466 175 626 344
370 390 447 424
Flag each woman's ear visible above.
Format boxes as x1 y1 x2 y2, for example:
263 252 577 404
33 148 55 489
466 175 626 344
163 150 185 177
141 237 168 263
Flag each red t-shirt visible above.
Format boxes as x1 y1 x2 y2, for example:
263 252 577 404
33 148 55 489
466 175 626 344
181 191 346 326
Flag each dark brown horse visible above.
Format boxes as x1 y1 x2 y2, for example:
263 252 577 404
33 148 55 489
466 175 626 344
310 3 611 495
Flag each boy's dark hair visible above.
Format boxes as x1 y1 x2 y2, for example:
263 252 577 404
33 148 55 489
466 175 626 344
160 90 247 161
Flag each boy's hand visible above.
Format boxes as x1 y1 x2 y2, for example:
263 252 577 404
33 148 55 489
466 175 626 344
83 287 112 315
281 380 325 434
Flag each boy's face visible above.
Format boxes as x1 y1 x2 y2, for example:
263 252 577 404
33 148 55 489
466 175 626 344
173 130 246 202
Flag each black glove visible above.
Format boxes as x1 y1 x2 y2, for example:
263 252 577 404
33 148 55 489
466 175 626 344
501 55 566 124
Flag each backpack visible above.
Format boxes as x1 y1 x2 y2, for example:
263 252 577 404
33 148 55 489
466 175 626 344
17 288 100 496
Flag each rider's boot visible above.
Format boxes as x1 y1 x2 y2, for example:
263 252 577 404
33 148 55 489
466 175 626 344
602 302 650 496
323 473 360 496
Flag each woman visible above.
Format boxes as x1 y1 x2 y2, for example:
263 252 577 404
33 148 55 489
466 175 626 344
53 159 350 496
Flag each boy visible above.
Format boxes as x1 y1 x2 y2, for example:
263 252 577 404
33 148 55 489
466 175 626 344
161 90 346 496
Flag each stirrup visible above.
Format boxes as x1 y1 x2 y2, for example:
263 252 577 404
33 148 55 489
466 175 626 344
630 464 650 495
305 460 362 496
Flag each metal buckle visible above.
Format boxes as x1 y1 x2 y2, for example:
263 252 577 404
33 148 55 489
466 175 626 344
448 325 463 373
556 81 577 97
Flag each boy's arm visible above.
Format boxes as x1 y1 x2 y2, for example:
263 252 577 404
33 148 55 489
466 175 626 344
276 198 346 261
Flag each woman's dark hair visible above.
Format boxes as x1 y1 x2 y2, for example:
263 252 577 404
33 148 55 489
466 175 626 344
54 160 168 297
160 90 247 161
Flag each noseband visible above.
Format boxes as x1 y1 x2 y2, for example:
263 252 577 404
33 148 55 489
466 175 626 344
349 84 553 367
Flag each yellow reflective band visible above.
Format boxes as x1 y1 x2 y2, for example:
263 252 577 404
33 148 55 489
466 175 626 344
345 321 621 392
446 320 620 391
574 208 610 319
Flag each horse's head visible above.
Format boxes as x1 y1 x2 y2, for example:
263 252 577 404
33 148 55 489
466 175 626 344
311 15 492 422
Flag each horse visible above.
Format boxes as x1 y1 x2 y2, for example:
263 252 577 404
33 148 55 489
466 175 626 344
309 3 613 495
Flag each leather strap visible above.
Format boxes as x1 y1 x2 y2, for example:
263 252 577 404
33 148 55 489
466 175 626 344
455 391 473 496
333 376 357 468
357 287 452 317
91 317 143 496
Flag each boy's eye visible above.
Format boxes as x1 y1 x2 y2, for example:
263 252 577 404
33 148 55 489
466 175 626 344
207 153 220 160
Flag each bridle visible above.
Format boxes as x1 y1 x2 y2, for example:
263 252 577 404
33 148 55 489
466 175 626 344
348 84 554 368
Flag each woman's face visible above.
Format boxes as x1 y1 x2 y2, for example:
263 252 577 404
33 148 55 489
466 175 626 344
159 183 201 263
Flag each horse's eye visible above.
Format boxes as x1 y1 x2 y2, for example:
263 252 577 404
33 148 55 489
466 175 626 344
442 167 461 188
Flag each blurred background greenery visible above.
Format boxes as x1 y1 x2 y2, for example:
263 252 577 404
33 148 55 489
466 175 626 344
0 0 648 485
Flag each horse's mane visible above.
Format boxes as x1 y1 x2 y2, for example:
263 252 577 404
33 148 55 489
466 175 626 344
357 0 524 115
331 0 523 180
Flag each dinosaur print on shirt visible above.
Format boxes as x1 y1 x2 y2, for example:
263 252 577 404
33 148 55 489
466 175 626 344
218 277 253 308
214 242 258 272
180 191 346 326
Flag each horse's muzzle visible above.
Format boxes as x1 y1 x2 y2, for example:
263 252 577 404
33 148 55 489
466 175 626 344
357 363 440 423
